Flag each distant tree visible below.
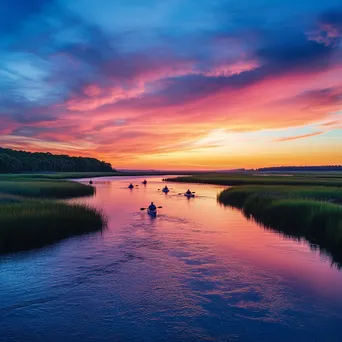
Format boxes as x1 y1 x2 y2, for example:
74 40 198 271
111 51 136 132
0 154 22 173
0 148 114 173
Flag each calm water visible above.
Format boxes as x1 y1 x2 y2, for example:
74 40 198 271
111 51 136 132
1 176 342 342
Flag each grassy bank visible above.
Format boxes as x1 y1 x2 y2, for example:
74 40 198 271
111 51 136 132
0 179 95 198
165 174 342 187
218 186 342 266
0 172 118 180
0 199 105 254
0 174 105 254
0 170 198 181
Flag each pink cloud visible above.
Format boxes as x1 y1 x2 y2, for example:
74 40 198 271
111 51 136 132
319 119 342 128
66 85 144 111
37 60 340 165
3 42 341 168
273 131 324 142
63 54 260 113
83 84 101 97
308 24 342 47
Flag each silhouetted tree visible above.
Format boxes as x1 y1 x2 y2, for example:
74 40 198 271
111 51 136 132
0 148 114 173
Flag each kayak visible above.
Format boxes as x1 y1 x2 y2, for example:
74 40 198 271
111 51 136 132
147 209 157 217
184 193 195 198
162 188 169 193
142 181 147 184
128 185 134 189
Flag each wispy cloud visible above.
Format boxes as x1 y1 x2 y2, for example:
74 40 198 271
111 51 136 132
273 131 325 142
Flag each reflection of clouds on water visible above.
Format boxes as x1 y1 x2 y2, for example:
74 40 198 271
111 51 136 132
166 240 315 328
1 176 342 341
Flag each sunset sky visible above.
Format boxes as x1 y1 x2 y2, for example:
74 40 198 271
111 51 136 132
1 0 342 169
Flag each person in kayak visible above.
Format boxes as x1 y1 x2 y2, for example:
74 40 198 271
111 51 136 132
163 186 169 191
186 189 192 195
148 202 157 210
128 183 134 188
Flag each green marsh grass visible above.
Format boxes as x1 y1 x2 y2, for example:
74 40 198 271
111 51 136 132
0 180 95 198
218 186 342 266
0 172 118 181
218 185 342 205
0 175 104 254
0 170 198 182
0 199 105 253
165 174 342 187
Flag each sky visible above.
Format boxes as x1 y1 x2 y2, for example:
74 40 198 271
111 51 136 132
0 0 342 170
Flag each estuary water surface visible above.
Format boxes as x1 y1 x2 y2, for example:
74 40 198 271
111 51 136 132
1 176 342 342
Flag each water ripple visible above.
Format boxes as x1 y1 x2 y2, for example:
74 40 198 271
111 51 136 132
1 176 342 342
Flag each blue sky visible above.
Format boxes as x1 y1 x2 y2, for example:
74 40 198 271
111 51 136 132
0 0 341 168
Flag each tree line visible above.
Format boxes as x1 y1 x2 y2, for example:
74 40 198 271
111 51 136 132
0 148 113 173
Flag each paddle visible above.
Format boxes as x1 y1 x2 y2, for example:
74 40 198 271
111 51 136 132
140 206 163 210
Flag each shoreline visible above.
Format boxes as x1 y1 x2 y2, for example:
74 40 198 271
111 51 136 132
217 186 342 267
165 174 342 267
0 171 205 181
164 174 342 187
0 174 106 254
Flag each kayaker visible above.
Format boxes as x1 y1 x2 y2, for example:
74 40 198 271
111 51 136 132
163 186 169 190
143 180 147 184
128 183 134 188
186 189 192 195
148 202 157 210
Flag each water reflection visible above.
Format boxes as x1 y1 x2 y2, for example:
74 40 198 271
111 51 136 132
1 176 342 342
217 197 342 268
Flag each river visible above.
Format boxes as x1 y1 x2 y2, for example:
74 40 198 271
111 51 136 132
1 176 342 341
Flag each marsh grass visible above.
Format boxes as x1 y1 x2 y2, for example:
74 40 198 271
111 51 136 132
0 172 118 180
218 185 342 203
218 186 342 266
0 175 105 254
0 194 23 204
0 170 196 181
0 180 95 198
0 198 105 254
166 174 342 187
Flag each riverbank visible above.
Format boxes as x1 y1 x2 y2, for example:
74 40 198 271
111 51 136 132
0 179 95 198
166 174 342 266
164 174 342 187
0 198 104 253
0 175 105 254
218 185 342 266
0 172 118 180
0 170 201 181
